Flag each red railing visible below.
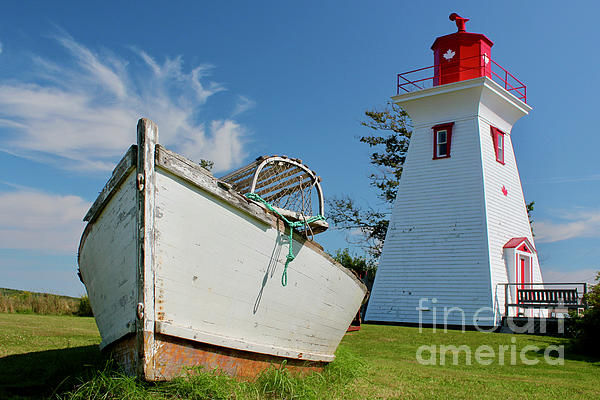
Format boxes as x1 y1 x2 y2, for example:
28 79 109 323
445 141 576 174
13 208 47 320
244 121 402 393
397 54 527 103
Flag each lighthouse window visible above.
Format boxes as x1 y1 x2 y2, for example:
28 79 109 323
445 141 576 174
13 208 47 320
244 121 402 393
437 131 447 156
491 126 506 164
432 122 454 159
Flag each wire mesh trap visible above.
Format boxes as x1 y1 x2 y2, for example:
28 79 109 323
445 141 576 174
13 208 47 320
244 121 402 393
219 155 328 236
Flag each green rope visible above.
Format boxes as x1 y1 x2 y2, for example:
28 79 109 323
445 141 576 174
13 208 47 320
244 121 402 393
245 192 325 286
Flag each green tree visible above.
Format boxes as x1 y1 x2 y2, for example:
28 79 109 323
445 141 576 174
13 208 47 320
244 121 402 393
358 103 412 203
331 248 377 280
526 200 535 236
328 102 411 259
199 159 214 171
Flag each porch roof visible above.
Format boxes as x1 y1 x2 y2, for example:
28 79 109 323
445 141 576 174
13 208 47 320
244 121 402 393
503 237 536 253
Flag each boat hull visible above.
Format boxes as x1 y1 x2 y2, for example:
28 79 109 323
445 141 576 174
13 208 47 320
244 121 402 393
78 119 366 380
107 332 325 380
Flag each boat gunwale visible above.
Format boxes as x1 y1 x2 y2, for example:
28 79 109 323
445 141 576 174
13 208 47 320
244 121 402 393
83 145 138 223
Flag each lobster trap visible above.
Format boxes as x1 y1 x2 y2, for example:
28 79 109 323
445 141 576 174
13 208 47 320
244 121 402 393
219 155 328 235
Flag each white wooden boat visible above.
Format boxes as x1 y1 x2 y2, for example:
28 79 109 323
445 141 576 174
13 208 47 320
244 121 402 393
77 119 367 380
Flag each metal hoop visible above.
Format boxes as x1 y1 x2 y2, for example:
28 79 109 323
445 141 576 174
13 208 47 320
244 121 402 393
249 156 325 218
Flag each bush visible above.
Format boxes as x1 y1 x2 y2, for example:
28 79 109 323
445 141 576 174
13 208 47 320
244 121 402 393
567 272 600 357
77 295 94 317
331 248 376 280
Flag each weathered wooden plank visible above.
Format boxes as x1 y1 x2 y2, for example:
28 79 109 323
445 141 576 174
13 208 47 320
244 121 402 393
155 322 334 362
84 145 137 222
136 118 158 380
222 165 261 188
231 163 294 193
155 145 273 226
151 333 325 380
218 156 265 182
78 171 138 350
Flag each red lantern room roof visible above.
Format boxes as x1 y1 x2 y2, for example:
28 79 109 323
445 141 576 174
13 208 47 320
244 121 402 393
431 13 493 50
430 31 493 51
396 13 527 103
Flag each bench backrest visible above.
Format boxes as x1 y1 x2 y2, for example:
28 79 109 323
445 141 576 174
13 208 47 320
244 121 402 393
517 288 579 305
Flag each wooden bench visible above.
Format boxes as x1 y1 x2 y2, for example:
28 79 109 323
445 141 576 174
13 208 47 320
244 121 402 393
511 288 581 309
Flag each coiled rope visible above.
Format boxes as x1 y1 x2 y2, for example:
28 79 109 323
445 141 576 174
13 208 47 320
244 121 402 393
245 192 325 286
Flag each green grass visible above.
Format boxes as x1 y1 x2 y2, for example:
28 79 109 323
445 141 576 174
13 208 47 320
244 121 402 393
0 313 103 399
342 325 600 399
1 313 599 399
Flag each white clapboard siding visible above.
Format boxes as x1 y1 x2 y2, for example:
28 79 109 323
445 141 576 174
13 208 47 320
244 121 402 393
153 167 364 361
478 115 543 319
367 116 491 325
366 77 538 326
79 171 138 348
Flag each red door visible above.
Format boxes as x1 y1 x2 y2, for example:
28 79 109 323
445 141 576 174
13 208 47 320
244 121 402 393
520 257 525 290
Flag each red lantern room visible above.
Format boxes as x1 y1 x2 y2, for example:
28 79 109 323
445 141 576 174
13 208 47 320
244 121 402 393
431 13 494 86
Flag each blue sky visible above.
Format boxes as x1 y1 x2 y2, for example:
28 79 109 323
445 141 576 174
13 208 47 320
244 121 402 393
0 1 598 296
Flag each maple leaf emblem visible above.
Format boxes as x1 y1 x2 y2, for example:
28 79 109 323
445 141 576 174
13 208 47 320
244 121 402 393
482 53 490 65
443 49 455 60
501 185 508 196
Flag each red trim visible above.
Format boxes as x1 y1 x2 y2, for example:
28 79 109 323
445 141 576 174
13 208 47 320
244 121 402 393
503 237 536 253
432 122 454 160
515 253 520 313
515 254 533 317
517 243 531 253
490 126 505 164
520 257 526 290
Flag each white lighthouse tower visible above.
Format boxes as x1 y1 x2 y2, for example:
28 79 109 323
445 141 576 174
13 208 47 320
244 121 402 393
365 14 542 327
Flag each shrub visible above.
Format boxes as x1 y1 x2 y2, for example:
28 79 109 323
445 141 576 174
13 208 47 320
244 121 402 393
77 295 94 317
567 272 600 357
332 248 376 280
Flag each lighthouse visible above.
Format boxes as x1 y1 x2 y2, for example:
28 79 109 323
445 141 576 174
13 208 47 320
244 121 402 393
365 14 542 327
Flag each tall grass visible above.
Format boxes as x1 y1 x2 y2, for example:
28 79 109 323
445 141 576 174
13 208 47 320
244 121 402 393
59 345 365 400
0 288 83 315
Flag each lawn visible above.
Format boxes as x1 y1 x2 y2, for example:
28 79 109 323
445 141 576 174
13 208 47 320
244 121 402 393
0 313 102 399
342 325 599 399
0 313 598 399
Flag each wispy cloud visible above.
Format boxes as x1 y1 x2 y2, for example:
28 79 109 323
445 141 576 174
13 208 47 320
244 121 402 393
232 95 256 117
0 189 89 253
0 32 249 172
542 268 598 285
535 209 600 243
525 174 600 185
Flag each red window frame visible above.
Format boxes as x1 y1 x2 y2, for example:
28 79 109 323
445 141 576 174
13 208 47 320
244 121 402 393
432 122 454 160
490 126 505 164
